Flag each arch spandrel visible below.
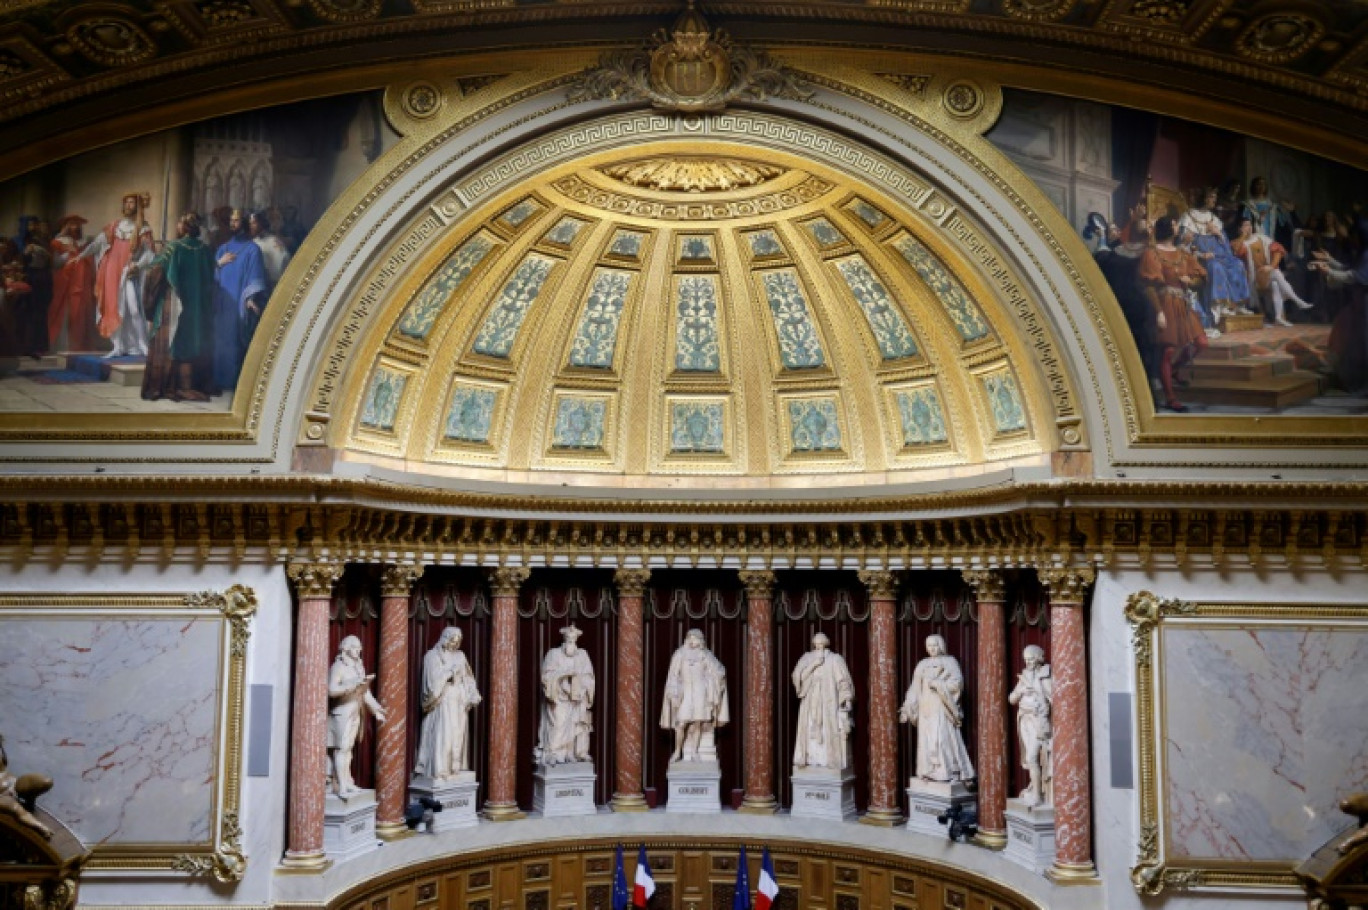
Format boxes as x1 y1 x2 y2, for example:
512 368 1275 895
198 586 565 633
324 124 1071 489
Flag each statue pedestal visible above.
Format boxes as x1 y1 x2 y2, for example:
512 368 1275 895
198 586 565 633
665 761 722 813
409 773 479 832
323 790 378 863
790 767 857 821
905 778 976 838
1003 798 1056 875
533 762 597 817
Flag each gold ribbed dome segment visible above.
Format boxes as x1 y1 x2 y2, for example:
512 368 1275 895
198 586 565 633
340 142 1048 487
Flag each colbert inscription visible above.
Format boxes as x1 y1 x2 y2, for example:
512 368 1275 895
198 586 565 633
679 786 710 794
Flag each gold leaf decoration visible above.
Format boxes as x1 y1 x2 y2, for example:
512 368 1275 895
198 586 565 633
598 157 786 193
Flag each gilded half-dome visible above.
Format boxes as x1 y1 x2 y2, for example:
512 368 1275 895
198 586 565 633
337 142 1055 488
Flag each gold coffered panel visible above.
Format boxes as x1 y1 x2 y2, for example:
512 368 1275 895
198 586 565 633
336 139 1058 487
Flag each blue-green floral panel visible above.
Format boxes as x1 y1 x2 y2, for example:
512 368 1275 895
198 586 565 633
675 274 721 373
849 198 887 229
788 398 843 452
894 387 949 447
500 198 542 229
762 270 826 370
833 255 919 361
569 269 634 369
543 216 586 246
678 235 715 263
472 253 557 358
360 368 406 431
805 218 845 247
610 229 646 259
746 230 784 258
444 384 497 443
552 397 608 450
892 236 991 342
670 401 725 454
982 371 1027 434
396 234 495 340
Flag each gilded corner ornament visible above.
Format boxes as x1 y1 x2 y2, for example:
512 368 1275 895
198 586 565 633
172 812 245 883
184 584 259 658
1123 590 1195 668
567 3 811 113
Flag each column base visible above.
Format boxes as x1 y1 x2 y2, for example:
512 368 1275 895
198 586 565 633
374 821 415 841
972 829 1008 850
278 851 332 873
737 796 779 815
480 801 526 822
1047 860 1100 886
610 793 649 812
859 807 906 827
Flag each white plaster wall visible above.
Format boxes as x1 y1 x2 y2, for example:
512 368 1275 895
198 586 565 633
1090 565 1367 910
0 558 292 907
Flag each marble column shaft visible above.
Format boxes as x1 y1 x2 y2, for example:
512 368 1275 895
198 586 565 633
739 570 777 813
1041 567 1097 881
858 570 904 825
374 564 420 838
612 569 650 811
483 566 529 820
965 570 1008 848
283 562 343 867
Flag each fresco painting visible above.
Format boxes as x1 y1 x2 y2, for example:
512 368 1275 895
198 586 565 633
0 91 396 414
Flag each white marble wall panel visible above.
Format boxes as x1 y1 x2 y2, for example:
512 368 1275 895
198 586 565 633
0 615 222 846
1161 623 1368 862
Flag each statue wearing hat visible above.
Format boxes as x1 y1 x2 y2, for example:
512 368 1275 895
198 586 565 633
535 625 595 765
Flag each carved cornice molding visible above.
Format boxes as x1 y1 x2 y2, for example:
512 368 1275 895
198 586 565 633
614 568 652 597
488 566 530 596
380 563 423 597
738 569 777 599
857 569 899 599
1038 566 1096 603
286 561 344 598
960 568 1005 602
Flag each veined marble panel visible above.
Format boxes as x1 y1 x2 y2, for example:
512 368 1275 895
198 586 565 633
762 270 825 370
833 255 918 361
674 275 721 373
360 367 407 431
0 617 222 846
395 234 494 340
444 384 498 443
981 369 1027 435
472 253 556 358
1161 624 1368 862
892 236 991 342
569 269 633 369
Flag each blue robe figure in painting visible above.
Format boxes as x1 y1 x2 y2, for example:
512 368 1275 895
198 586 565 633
212 208 268 393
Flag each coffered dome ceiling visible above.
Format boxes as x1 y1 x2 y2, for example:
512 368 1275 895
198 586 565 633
337 143 1053 488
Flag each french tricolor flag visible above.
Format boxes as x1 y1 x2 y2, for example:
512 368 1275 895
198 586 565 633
755 848 779 910
633 845 656 908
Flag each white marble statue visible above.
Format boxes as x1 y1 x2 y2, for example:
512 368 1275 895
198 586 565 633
1009 644 1054 807
327 635 387 799
661 628 729 763
899 634 975 783
413 627 481 781
535 625 596 765
791 633 855 771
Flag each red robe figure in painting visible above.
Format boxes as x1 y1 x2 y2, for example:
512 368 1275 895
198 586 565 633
82 192 154 357
1140 216 1208 413
48 216 97 352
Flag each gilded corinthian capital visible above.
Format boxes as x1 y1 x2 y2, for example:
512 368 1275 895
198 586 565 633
857 569 899 600
1038 566 1096 603
381 564 423 598
614 568 651 597
488 566 530 596
738 570 777 599
286 561 344 598
961 569 1005 602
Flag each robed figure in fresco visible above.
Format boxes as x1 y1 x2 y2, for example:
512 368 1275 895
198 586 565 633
900 634 975 783
791 633 855 771
413 627 482 781
661 628 729 763
212 209 268 393
48 215 96 353
140 212 216 401
535 625 596 765
81 192 155 358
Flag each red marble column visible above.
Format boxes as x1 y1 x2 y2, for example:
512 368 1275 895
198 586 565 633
482 566 529 820
374 563 421 839
964 569 1008 849
282 561 343 869
858 570 905 826
611 569 651 811
1040 567 1097 882
739 570 778 813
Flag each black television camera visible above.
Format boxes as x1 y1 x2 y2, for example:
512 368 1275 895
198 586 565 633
936 802 978 843
404 796 444 832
